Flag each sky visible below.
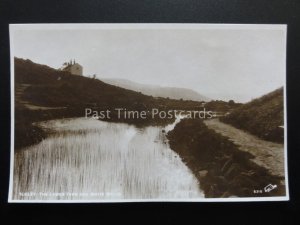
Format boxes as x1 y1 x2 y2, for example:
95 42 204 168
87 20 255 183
11 24 286 103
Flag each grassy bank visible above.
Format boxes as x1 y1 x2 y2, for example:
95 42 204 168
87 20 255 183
167 118 285 198
14 105 87 151
220 87 284 143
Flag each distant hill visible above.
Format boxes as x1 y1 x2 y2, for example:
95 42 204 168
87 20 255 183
100 78 210 102
220 87 284 143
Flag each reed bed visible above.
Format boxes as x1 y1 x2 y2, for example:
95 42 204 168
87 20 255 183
13 118 203 200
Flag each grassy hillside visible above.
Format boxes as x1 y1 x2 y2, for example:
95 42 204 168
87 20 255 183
15 58 212 110
14 57 242 149
14 58 210 149
220 87 284 143
16 58 154 109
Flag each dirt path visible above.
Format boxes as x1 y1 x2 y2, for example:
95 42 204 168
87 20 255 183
204 119 285 179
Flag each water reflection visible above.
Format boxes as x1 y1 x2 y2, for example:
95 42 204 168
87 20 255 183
13 118 203 200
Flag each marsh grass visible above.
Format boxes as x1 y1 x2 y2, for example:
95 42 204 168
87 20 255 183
13 118 203 200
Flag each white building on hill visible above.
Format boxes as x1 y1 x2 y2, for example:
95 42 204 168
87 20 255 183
60 59 83 76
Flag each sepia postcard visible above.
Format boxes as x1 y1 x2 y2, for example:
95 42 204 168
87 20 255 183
9 23 288 202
